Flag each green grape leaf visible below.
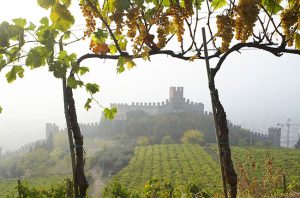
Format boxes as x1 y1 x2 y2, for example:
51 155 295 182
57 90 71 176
26 22 36 31
5 66 24 83
93 29 108 43
12 18 27 28
84 98 93 111
295 33 300 50
0 106 2 114
86 83 100 94
162 0 170 6
50 3 75 32
49 61 67 78
211 0 227 10
104 107 117 120
40 17 49 26
262 0 283 14
117 56 125 73
25 46 49 68
63 31 71 39
0 22 10 47
38 0 56 9
67 76 83 89
74 66 89 76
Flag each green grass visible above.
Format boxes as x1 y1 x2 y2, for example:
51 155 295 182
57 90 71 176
0 175 67 197
113 144 222 194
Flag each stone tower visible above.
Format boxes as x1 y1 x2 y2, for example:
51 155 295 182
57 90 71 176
268 127 281 147
45 123 59 150
169 87 184 111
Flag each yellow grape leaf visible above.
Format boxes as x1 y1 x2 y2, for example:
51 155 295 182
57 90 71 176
295 33 300 50
126 59 136 69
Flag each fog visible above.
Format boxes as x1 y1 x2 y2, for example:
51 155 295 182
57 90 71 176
0 1 300 152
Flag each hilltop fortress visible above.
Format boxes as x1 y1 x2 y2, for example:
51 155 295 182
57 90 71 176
1 87 284 158
110 87 205 120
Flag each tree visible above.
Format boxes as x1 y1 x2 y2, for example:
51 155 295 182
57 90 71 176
1 0 300 197
181 130 205 145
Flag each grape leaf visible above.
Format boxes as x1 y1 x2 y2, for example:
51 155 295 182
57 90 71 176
5 66 24 83
12 18 27 28
86 83 100 94
50 3 75 32
67 76 84 89
25 46 49 68
0 106 2 114
84 98 93 111
262 0 283 14
104 107 117 120
211 0 227 10
38 0 56 9
26 22 36 31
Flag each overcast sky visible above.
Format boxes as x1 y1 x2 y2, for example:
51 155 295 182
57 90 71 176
0 1 300 152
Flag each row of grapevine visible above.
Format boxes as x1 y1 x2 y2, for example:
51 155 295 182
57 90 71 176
114 144 222 194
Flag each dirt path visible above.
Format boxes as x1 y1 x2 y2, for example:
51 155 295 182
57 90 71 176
90 166 105 197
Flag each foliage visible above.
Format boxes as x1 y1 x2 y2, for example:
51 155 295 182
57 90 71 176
137 136 150 146
0 175 69 197
181 130 205 145
103 180 212 198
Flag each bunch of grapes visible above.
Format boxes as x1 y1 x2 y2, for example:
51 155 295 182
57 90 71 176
126 7 140 39
281 6 299 46
156 13 169 49
167 2 185 42
80 3 96 37
216 15 235 53
110 10 124 35
235 0 260 42
184 0 194 16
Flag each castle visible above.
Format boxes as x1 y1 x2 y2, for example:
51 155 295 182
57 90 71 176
110 87 205 120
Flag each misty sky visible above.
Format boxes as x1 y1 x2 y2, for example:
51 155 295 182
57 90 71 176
0 1 300 152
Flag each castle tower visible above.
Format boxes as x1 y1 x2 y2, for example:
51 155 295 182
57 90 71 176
45 123 59 151
268 127 281 147
169 87 184 111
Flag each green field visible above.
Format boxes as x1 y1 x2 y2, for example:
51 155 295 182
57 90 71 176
114 144 222 194
0 175 67 197
113 144 300 194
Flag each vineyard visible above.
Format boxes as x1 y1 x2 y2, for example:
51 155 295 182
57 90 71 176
113 144 222 194
0 175 67 197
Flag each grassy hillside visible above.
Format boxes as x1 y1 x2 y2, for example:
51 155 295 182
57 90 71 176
113 144 222 194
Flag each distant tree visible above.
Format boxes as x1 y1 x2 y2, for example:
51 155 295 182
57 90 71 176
137 136 149 146
181 130 205 145
161 135 175 144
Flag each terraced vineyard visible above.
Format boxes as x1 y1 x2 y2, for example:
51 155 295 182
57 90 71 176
114 144 222 194
0 175 67 197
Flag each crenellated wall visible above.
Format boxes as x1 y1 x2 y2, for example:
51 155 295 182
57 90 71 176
111 87 205 120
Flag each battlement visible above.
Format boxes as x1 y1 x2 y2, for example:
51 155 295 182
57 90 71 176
249 127 281 147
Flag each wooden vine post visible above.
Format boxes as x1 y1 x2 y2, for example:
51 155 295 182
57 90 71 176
202 27 237 198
